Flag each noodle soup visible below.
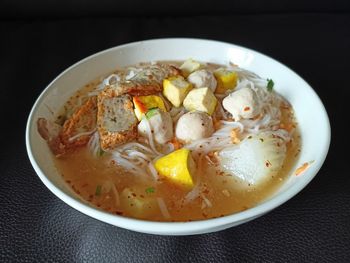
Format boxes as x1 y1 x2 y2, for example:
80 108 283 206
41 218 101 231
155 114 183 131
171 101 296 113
37 59 300 221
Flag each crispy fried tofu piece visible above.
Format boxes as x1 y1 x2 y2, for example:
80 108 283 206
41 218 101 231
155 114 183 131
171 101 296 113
102 64 181 97
38 96 98 156
102 82 162 98
97 93 138 151
60 96 97 146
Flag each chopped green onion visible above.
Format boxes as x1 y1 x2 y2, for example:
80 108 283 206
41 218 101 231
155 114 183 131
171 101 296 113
267 79 274 92
95 185 102 196
145 187 155 194
145 108 159 119
98 148 105 157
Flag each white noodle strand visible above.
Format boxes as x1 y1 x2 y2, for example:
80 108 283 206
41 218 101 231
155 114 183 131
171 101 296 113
68 129 96 142
157 198 171 219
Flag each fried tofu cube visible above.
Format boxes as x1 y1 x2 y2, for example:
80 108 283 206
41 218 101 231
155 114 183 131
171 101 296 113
179 58 201 77
97 93 138 151
133 95 167 121
214 68 238 93
120 187 159 219
183 87 217 115
154 148 196 188
163 76 193 107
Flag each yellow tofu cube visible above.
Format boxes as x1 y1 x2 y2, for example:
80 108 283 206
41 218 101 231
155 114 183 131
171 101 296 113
133 95 166 121
214 68 238 93
163 76 193 107
183 87 218 115
179 58 201 77
154 148 196 188
120 187 158 219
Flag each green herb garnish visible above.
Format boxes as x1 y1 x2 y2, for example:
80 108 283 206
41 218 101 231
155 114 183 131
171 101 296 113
145 108 159 119
95 185 102 196
145 187 155 194
98 148 105 157
267 79 274 92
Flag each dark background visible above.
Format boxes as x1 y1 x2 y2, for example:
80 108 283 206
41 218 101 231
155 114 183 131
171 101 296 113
1 1 349 262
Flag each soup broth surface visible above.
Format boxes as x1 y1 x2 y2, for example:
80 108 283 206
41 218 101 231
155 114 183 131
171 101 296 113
51 61 300 221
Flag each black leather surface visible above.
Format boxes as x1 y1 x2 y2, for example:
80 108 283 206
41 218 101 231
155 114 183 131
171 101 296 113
1 11 350 262
1 0 350 19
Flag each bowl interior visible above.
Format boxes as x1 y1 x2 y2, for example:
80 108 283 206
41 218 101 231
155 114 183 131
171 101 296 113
26 39 330 235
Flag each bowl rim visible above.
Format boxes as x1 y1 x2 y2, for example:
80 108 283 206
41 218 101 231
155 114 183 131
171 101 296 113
26 38 331 235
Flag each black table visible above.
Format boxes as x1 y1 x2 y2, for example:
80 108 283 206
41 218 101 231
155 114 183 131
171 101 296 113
1 6 349 262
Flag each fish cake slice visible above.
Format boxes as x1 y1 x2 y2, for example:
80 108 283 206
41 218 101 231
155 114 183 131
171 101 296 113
97 93 138 151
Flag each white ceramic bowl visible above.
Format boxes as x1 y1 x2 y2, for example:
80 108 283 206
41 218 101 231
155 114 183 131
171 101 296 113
26 38 330 235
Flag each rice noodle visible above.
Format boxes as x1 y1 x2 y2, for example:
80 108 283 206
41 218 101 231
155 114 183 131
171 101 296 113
109 139 162 180
148 161 159 180
215 121 244 134
121 153 148 166
185 134 233 161
201 194 212 208
111 183 120 207
101 181 113 192
195 152 204 172
229 65 260 80
87 91 100 97
125 151 152 162
112 152 149 177
142 117 162 155
88 73 122 97
157 197 171 219
125 70 136 80
272 129 292 142
183 155 205 204
68 129 96 142
103 73 121 86
184 183 201 204
87 131 101 157
160 142 175 155
205 155 215 165
118 142 156 156
101 181 120 207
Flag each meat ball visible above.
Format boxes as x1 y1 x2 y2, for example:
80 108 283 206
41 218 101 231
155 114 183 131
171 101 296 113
175 111 214 143
187 69 217 92
222 87 260 121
